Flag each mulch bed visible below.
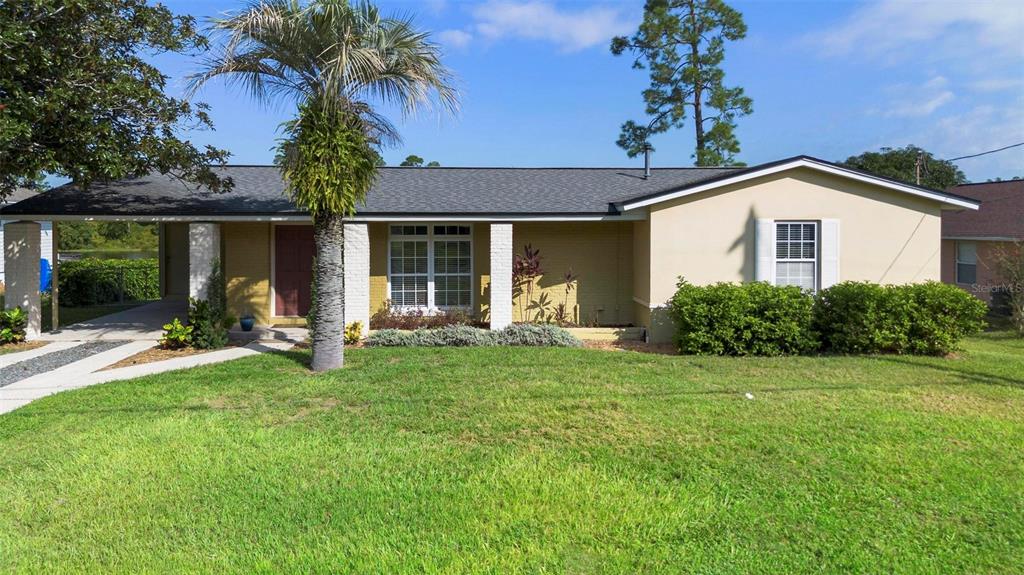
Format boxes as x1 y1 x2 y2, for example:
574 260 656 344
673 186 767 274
0 341 49 355
102 342 246 371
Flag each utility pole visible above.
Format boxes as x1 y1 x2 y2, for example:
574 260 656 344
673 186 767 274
915 151 923 185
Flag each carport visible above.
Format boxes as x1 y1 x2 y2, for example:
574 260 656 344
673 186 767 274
1 217 217 340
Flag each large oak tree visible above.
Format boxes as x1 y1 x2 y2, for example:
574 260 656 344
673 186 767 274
0 0 231 196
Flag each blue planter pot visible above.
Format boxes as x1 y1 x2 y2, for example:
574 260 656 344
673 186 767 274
240 317 255 332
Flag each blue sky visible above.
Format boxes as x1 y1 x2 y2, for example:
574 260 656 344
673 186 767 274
160 0 1024 182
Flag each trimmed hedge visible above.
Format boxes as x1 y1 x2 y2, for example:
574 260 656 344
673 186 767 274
669 280 817 356
668 279 988 357
365 324 582 348
815 281 988 355
59 258 159 306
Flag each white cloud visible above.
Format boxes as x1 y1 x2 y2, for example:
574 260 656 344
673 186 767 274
876 76 955 118
471 1 634 52
809 0 1024 61
969 78 1024 93
437 29 473 50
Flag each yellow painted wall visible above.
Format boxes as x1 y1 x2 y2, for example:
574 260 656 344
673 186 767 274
513 222 634 326
369 222 389 315
223 222 271 325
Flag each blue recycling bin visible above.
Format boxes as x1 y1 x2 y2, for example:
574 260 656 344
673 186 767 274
40 258 52 293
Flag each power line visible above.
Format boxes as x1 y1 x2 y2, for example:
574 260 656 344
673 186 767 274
945 141 1024 162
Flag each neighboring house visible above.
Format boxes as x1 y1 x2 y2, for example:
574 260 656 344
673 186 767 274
2 156 978 341
0 188 53 286
941 180 1023 305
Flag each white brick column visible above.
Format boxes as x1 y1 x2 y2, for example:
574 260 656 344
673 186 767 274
489 223 513 330
4 221 41 339
344 222 370 336
188 222 221 300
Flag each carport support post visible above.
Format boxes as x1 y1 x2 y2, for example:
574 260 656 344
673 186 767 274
343 222 370 336
51 223 59 331
489 223 513 330
188 222 221 301
4 221 42 339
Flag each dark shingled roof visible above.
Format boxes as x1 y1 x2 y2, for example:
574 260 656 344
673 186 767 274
942 180 1024 240
0 165 739 217
1 188 40 207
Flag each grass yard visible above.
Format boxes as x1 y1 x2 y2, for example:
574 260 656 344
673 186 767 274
1 334 1022 573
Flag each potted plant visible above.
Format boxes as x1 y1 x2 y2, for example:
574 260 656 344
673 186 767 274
239 312 256 332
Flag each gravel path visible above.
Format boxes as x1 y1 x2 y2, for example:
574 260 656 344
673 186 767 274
0 341 129 388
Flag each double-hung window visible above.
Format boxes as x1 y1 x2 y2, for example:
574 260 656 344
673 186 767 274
955 241 977 285
389 224 472 309
775 221 818 292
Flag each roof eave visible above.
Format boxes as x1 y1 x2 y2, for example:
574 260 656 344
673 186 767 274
617 156 981 212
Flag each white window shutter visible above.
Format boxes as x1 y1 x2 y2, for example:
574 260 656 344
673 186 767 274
820 219 840 289
755 218 775 283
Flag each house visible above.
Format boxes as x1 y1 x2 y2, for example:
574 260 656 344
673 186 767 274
941 180 1023 306
1 156 979 341
0 188 53 286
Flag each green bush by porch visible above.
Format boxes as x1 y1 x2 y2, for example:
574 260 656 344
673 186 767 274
58 258 159 306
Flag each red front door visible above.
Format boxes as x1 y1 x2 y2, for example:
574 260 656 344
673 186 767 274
275 225 315 316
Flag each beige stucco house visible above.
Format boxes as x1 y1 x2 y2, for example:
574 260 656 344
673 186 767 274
2 156 979 341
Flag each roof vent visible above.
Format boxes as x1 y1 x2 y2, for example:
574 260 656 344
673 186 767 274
643 145 652 179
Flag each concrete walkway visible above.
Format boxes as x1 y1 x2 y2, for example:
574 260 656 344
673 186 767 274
42 299 187 341
0 340 295 414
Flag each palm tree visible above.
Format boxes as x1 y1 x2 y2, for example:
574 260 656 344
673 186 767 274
188 0 458 371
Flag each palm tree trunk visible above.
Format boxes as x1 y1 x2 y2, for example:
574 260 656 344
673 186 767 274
310 212 344 371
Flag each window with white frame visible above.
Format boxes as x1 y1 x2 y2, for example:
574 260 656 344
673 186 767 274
775 221 818 291
956 241 977 284
389 224 472 309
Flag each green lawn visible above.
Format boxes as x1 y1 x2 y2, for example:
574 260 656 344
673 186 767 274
1 335 1022 573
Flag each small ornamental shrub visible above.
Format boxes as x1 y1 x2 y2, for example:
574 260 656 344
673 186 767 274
815 281 986 355
188 259 232 350
669 280 817 356
0 307 28 344
364 329 412 347
160 318 192 349
344 322 362 345
495 323 582 347
370 302 478 330
415 325 498 347
59 258 159 306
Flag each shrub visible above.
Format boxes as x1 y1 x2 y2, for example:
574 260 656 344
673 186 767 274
344 321 362 345
58 258 159 306
904 282 988 355
364 324 580 348
160 318 192 349
495 323 582 347
0 307 28 345
188 259 232 350
669 280 817 356
364 329 412 347
815 281 987 355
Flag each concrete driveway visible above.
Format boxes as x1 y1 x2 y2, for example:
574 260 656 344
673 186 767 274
41 299 187 341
